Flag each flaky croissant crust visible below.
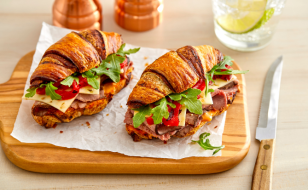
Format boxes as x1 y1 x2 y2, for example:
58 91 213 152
127 45 223 109
30 29 123 88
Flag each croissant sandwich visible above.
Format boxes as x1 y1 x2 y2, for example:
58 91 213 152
124 45 248 142
24 30 139 128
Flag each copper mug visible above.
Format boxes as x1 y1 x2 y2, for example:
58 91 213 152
53 0 102 31
115 0 164 32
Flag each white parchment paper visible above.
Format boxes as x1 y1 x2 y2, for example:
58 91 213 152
11 23 226 159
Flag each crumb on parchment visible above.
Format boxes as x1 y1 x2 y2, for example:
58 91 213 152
60 131 63 133
106 114 109 116
145 63 149 66
144 56 148 60
86 121 90 126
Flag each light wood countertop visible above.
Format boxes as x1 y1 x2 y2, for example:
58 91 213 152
0 0 307 189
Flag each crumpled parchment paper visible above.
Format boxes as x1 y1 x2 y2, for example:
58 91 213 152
11 22 226 159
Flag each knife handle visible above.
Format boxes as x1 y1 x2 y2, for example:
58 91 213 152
252 139 275 190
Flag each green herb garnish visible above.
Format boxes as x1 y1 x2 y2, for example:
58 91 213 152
40 82 62 100
133 105 152 128
204 56 249 97
25 87 37 98
151 97 176 125
60 74 79 87
192 132 225 155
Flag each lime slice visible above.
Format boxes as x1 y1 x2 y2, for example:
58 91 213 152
216 0 274 34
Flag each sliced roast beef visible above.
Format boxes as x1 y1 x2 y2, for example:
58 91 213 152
124 108 134 125
174 125 195 137
70 100 87 109
138 123 175 141
219 79 238 90
155 124 185 135
212 90 227 110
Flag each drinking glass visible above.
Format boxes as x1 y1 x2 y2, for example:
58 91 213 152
212 0 286 51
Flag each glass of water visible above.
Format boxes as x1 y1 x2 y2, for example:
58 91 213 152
212 0 286 51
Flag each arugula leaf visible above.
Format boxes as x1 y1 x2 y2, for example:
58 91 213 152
91 54 124 83
204 55 249 97
87 76 100 89
192 132 225 155
82 70 95 78
214 70 249 75
151 97 175 125
25 87 37 98
180 96 203 115
60 75 79 87
82 71 100 89
133 105 151 128
168 88 201 101
218 56 233 69
116 43 140 57
89 44 139 83
40 82 62 100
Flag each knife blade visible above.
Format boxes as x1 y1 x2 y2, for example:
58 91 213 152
252 56 283 190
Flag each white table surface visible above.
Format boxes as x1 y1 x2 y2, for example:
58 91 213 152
0 0 307 189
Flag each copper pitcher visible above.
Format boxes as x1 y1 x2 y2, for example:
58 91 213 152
53 0 102 31
115 0 164 32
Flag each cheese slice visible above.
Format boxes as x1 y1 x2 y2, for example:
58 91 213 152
23 94 77 113
79 77 100 95
200 89 213 105
178 106 187 126
209 75 237 90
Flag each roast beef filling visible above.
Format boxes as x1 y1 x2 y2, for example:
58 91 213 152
124 80 239 140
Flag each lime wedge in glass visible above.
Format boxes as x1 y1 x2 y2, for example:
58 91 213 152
216 0 274 34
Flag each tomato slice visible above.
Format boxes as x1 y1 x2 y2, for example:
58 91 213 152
78 75 91 88
213 64 232 81
192 79 206 91
146 116 154 125
120 57 128 69
36 87 46 95
162 101 182 127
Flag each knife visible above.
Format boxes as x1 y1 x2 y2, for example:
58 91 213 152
252 56 283 190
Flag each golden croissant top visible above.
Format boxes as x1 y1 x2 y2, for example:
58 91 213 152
30 30 123 88
127 45 223 108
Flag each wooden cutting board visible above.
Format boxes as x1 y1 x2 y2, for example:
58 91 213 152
0 51 250 174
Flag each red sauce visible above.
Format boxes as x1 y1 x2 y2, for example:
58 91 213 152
60 131 63 133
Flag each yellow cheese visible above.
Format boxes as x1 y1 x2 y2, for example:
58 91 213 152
200 89 213 105
79 77 100 95
23 94 77 113
178 105 187 126
209 75 237 90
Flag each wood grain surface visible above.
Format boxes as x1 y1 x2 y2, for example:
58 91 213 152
0 51 250 174
252 139 275 190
